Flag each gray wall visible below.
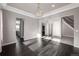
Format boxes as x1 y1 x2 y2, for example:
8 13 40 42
3 10 39 45
24 17 39 40
40 7 79 48
62 21 74 37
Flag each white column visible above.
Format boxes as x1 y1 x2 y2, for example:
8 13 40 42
0 10 3 53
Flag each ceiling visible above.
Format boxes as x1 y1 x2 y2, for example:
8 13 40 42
7 3 70 15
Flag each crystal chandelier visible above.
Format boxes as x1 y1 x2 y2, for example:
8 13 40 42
36 3 43 17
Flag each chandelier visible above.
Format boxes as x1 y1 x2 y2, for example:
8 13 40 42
36 3 43 17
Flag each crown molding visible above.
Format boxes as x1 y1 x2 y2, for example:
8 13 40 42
0 3 37 18
42 4 79 18
0 3 79 19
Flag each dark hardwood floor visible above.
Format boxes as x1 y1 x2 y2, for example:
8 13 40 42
0 37 77 56
0 40 37 56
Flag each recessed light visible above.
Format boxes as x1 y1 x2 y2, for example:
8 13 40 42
51 4 55 7
75 30 78 32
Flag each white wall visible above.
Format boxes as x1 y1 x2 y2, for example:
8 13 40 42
0 10 3 53
3 10 16 45
53 18 61 37
3 10 39 45
24 16 39 40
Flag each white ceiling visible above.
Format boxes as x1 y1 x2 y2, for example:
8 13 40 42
7 3 70 15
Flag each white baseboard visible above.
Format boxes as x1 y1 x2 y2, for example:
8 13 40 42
2 41 17 46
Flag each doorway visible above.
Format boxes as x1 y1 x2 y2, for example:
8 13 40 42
42 23 45 36
41 23 53 37
61 15 74 46
16 18 24 42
